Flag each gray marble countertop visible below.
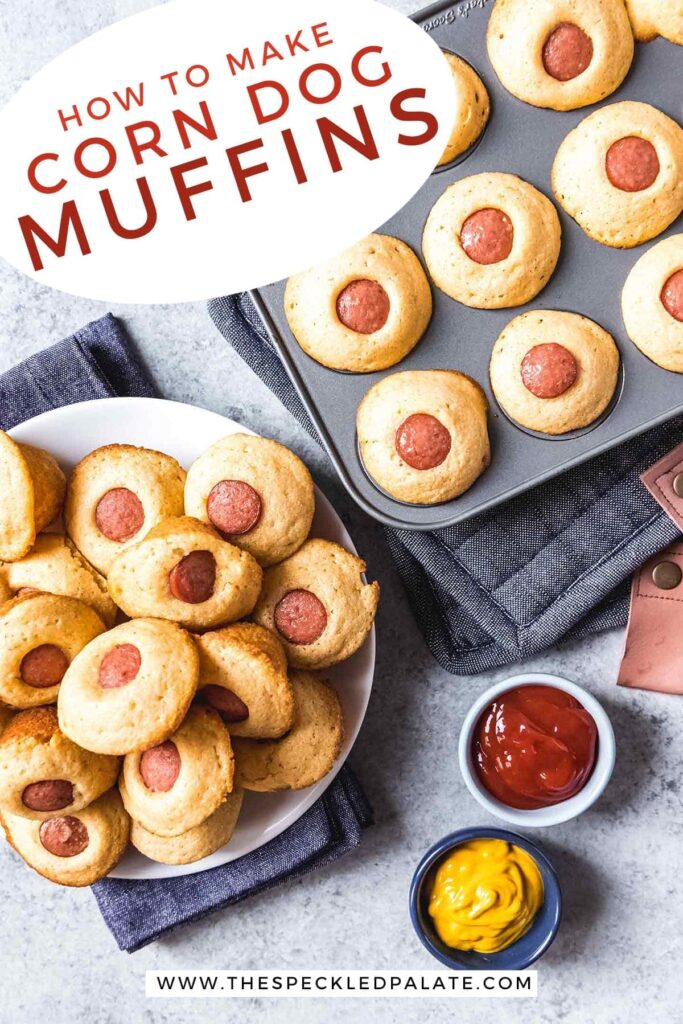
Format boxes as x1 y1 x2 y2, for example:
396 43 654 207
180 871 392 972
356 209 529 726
1 2 681 1022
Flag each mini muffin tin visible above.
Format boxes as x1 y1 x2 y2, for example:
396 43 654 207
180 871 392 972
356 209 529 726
250 0 683 531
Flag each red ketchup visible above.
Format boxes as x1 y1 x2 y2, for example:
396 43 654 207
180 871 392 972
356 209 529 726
473 684 597 810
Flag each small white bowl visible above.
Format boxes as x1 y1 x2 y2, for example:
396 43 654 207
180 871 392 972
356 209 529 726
458 672 616 827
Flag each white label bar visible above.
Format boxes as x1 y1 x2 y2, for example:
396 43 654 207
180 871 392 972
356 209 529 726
146 969 537 998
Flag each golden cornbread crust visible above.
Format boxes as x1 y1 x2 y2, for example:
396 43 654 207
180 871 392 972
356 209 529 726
625 0 683 44
0 533 117 627
130 788 244 864
0 705 13 736
0 431 66 562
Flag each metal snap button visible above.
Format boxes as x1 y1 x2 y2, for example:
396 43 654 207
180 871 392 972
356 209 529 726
651 560 682 591
673 472 683 499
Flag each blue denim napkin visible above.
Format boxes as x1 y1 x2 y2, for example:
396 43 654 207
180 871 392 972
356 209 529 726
1 313 373 953
208 293 683 675
94 767 372 952
0 312 156 427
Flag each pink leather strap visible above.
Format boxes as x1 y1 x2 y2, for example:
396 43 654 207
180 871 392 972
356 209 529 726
618 545 683 693
640 441 683 532
617 442 683 693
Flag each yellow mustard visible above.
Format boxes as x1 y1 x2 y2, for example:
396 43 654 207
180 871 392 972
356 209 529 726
428 838 544 954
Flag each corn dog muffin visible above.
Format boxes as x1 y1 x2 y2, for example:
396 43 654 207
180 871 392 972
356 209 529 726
490 310 620 433
357 369 490 504
234 672 343 792
195 622 294 739
0 592 106 708
184 434 314 567
0 533 117 627
107 517 262 631
58 618 199 756
622 233 683 372
1 788 129 886
119 705 234 837
625 0 683 44
423 173 561 309
487 0 634 111
552 101 683 248
65 444 186 576
253 539 378 670
284 234 432 372
0 430 66 562
437 51 490 166
130 788 243 865
0 706 118 821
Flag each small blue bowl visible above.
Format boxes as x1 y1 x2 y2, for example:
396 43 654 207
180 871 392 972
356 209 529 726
409 827 562 971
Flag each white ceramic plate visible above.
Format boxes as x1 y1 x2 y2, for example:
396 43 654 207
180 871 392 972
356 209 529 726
10 397 375 879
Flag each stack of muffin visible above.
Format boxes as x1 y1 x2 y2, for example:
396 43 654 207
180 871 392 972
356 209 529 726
0 430 378 885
